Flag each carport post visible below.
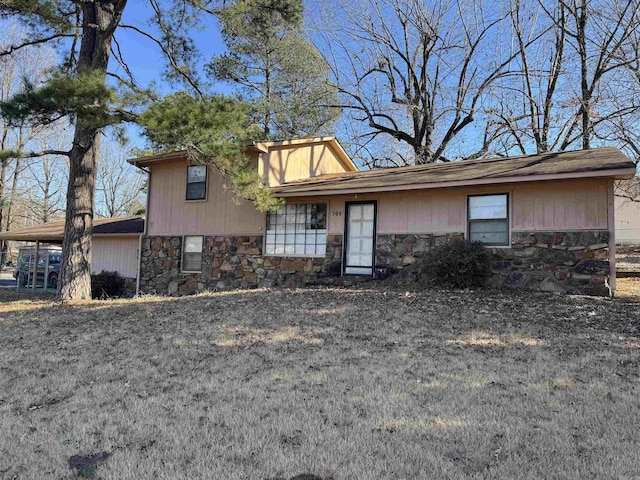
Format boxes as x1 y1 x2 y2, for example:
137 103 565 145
32 240 40 291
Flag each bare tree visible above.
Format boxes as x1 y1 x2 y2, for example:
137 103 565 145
96 141 145 218
494 0 640 155
311 0 533 165
0 25 58 263
615 178 640 203
24 152 67 224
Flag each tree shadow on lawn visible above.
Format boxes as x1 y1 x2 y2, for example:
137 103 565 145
1 286 639 479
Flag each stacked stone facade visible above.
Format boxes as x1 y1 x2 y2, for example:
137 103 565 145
376 233 465 271
374 229 611 295
140 229 610 295
491 230 610 295
139 234 342 295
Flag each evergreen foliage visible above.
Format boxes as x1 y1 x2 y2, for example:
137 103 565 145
0 70 118 128
208 0 340 139
138 91 282 212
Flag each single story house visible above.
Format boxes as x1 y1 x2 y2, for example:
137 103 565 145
0 216 144 288
128 138 636 296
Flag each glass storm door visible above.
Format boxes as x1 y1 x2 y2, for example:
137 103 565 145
344 202 376 275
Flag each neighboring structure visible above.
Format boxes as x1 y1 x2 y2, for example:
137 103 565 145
0 217 144 288
615 178 640 244
128 138 636 296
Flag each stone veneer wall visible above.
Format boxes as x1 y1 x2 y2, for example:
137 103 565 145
376 233 465 271
139 234 342 295
140 229 611 295
492 230 610 295
375 230 611 295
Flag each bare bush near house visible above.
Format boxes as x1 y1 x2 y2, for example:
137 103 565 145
410 240 493 288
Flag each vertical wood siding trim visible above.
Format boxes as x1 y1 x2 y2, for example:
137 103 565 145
608 181 616 292
147 161 266 235
92 237 140 278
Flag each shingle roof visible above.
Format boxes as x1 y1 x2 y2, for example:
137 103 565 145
273 147 636 196
0 217 144 242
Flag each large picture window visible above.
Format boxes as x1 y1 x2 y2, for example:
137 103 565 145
265 203 327 256
467 194 509 246
186 165 207 200
182 235 203 272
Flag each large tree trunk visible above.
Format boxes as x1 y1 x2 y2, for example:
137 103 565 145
59 1 126 300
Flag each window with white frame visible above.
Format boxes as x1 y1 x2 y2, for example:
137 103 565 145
265 203 327 256
467 194 509 245
186 165 207 200
182 235 203 272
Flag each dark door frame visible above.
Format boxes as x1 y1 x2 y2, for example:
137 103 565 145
343 200 377 276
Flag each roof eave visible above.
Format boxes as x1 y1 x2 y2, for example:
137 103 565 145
127 151 188 167
0 233 143 242
274 167 637 197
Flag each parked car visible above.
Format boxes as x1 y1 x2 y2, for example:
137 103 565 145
14 250 61 289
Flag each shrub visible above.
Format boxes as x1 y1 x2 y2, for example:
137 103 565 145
91 270 126 299
415 239 492 288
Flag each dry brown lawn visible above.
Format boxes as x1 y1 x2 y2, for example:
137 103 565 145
1 282 639 479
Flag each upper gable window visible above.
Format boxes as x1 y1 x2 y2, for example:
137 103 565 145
467 194 509 246
186 165 207 200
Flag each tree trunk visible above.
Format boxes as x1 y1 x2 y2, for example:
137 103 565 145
58 0 126 300
577 0 590 150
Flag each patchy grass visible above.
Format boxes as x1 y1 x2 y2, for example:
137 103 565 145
616 277 640 303
1 284 639 479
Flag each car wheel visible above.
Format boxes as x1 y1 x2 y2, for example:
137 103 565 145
48 272 58 290
17 271 27 287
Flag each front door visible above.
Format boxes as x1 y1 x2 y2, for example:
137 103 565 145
344 201 376 276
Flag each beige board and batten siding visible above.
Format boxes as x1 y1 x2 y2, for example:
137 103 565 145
615 196 640 244
92 237 140 279
146 156 610 236
147 160 266 236
289 178 610 235
259 142 354 186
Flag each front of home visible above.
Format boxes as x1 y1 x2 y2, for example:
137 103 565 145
129 138 636 296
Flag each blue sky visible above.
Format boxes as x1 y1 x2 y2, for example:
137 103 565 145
112 2 234 150
114 2 228 96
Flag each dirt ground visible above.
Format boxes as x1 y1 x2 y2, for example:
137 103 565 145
0 283 639 479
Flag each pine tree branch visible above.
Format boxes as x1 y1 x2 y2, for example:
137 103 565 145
119 23 203 97
0 34 74 57
19 149 70 159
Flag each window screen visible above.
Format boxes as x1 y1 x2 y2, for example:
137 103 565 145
265 204 327 256
468 194 508 245
186 165 207 200
182 235 203 272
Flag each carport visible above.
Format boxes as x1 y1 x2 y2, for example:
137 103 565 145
0 216 144 293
